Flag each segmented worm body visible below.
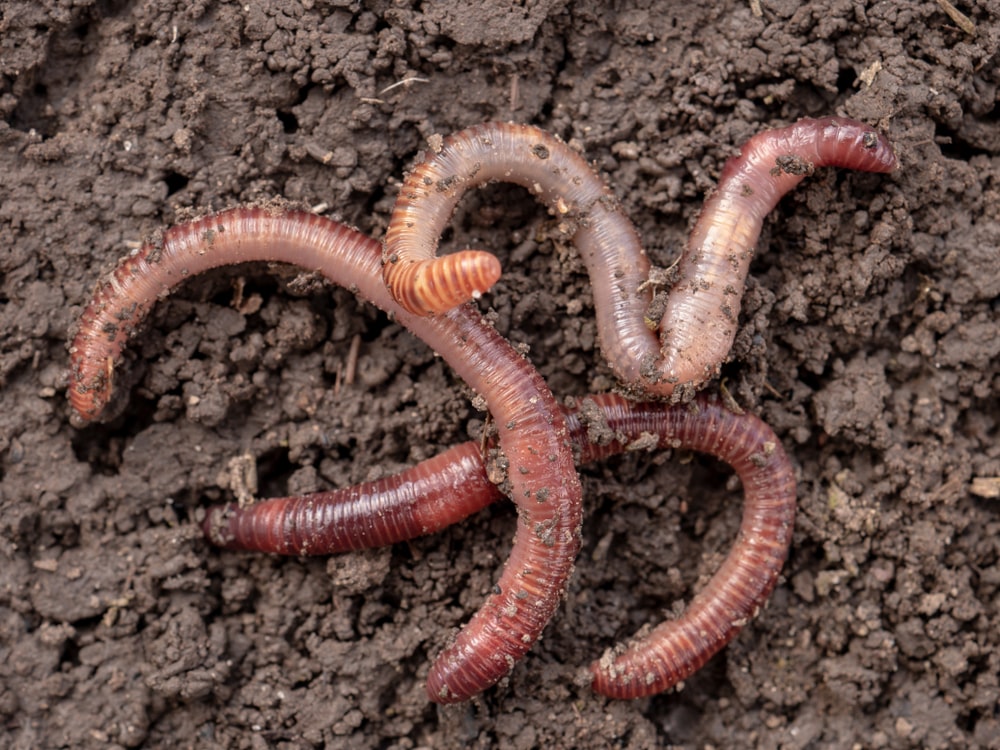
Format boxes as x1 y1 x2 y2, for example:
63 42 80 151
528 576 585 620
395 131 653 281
382 122 656 391
70 117 890 703
68 205 583 704
382 118 895 400
203 441 499 554
584 394 795 699
656 117 897 399
204 393 796 700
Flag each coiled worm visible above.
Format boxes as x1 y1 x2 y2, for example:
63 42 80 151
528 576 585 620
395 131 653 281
583 393 795 699
203 392 796 700
382 118 896 400
68 205 583 704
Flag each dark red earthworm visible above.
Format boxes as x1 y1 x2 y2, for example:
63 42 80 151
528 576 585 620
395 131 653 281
203 392 796 700
67 204 582 704
203 441 498 554
382 118 896 400
584 393 796 699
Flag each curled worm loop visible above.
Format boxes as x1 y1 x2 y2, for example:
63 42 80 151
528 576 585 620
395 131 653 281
382 122 655 376
69 205 583 704
382 119 895 400
584 394 796 699
204 392 796 700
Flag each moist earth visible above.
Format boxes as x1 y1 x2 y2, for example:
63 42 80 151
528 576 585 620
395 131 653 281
2 1 999 748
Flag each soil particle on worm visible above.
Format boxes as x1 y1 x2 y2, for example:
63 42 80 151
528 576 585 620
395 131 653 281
2 0 999 748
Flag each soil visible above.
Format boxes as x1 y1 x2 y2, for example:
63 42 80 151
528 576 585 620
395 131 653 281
2 1 999 748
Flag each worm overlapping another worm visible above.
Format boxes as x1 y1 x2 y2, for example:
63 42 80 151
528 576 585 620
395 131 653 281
382 122 658 392
204 392 796 699
382 118 896 400
583 394 795 698
68 117 893 703
68 205 583 704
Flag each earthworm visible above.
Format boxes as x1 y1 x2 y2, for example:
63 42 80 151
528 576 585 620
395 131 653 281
653 116 897 400
382 118 896 399
381 122 655 376
203 441 499 554
203 392 796 700
67 204 583 704
585 393 796 699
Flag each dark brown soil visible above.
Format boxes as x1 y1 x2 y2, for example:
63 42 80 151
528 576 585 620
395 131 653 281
2 1 999 748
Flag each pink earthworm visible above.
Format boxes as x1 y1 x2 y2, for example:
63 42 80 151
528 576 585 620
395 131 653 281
67 204 583 704
203 392 796 700
381 118 896 400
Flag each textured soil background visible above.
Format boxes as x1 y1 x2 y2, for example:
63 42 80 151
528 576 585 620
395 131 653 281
2 1 999 748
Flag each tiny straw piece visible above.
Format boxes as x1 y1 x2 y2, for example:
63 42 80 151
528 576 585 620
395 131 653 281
936 0 976 34
379 76 430 95
344 333 362 386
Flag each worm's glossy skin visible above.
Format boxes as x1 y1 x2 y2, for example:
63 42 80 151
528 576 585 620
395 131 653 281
382 119 895 400
203 442 497 554
204 392 796 700
585 394 796 699
656 117 897 398
382 123 657 388
68 205 583 704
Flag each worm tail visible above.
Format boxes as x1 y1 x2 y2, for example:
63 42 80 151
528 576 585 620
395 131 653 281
204 443 499 554
69 208 387 424
382 250 501 316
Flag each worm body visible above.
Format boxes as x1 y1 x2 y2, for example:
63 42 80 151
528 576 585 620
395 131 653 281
69 205 583 704
655 117 897 398
382 119 895 400
204 393 796 700
585 394 796 699
383 123 657 390
203 442 497 554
